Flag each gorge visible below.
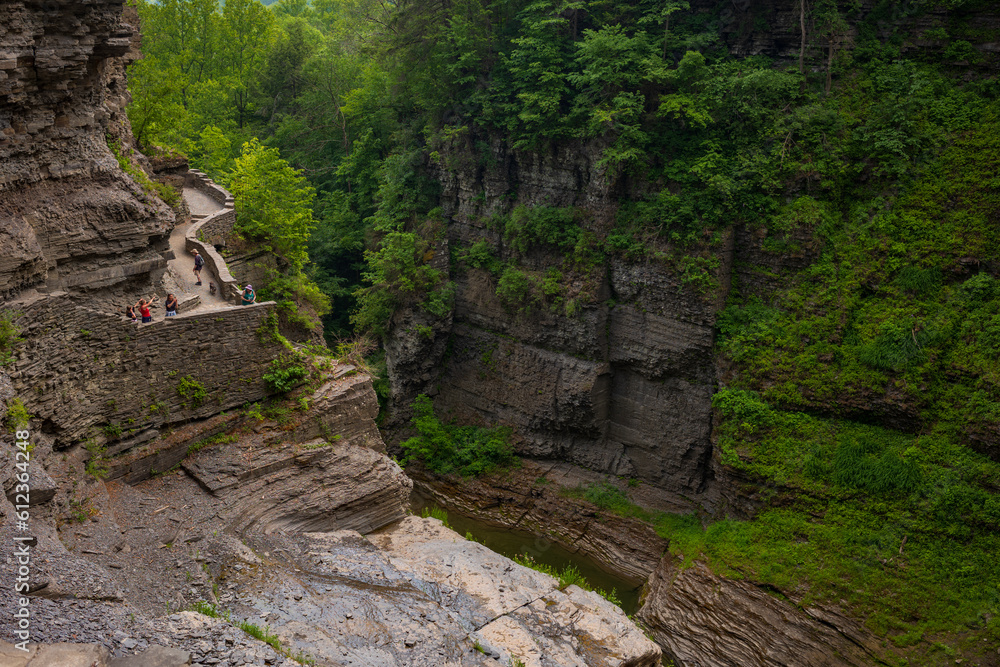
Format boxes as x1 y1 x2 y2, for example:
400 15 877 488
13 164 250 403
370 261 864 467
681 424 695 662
2 0 1000 666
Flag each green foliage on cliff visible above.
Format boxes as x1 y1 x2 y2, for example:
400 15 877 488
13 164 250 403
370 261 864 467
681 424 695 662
400 395 517 477
262 356 308 394
106 136 180 207
127 1 1000 656
0 311 22 368
176 375 207 409
4 398 29 433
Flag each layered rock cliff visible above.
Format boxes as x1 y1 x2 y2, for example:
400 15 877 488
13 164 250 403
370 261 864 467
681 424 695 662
0 0 172 298
384 138 727 509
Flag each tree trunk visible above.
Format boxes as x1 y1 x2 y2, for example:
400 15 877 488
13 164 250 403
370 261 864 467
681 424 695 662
825 35 834 93
662 16 670 59
799 0 807 76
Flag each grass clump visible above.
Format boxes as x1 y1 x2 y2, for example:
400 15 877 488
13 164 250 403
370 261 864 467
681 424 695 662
400 395 518 477
512 553 621 607
190 601 314 665
420 505 452 528
187 432 238 456
0 310 22 367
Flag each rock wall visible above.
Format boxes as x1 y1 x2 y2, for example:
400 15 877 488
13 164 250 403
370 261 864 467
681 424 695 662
385 136 726 505
0 0 174 299
3 295 283 447
638 556 885 667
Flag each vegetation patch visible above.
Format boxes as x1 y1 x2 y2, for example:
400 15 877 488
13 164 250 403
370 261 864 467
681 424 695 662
512 553 622 608
0 311 23 367
187 433 238 457
84 439 109 481
262 355 308 394
400 395 518 477
176 375 207 409
107 136 179 207
5 398 30 433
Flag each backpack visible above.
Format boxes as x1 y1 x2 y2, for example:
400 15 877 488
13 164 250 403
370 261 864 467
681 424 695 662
195 254 204 268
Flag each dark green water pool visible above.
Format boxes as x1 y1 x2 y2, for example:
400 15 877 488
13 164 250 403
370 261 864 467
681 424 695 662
415 503 643 615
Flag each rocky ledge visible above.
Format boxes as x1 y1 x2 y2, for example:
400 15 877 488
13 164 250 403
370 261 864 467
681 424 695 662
1 366 658 666
638 556 884 667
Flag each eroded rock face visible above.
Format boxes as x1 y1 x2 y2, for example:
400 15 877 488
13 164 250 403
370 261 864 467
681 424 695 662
0 0 173 297
384 138 726 503
637 557 884 667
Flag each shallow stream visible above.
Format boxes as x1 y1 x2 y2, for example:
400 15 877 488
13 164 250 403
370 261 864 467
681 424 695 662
414 502 643 615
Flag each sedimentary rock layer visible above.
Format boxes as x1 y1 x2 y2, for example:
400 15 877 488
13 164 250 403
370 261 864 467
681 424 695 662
638 556 885 667
0 0 173 297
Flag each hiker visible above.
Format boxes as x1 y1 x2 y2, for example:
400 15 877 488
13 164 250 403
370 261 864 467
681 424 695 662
134 295 158 324
164 293 178 317
124 304 137 324
238 284 256 306
191 249 205 285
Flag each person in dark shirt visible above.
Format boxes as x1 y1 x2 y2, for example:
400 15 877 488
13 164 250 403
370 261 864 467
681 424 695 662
191 249 205 286
165 294 178 317
239 284 256 306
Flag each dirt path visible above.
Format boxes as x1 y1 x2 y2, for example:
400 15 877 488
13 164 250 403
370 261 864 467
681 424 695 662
159 189 231 317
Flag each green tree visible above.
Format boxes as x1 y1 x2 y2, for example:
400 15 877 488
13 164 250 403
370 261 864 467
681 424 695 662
221 0 276 127
126 54 184 148
228 138 316 271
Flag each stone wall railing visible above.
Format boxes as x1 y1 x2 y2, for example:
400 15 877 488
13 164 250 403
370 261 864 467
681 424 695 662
5 295 284 449
182 170 239 302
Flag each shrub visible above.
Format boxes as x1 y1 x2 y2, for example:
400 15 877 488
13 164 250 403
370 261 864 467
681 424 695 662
461 240 501 272
504 205 583 254
496 266 533 311
261 270 332 331
263 357 308 394
177 375 207 409
5 398 29 432
84 439 108 480
957 273 998 306
353 230 447 336
712 389 774 429
400 395 518 477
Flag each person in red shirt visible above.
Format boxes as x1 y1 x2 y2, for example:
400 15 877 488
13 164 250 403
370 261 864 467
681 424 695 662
134 295 158 324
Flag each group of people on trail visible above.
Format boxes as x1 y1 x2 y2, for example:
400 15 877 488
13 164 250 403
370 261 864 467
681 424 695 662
122 249 256 325
124 293 178 324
